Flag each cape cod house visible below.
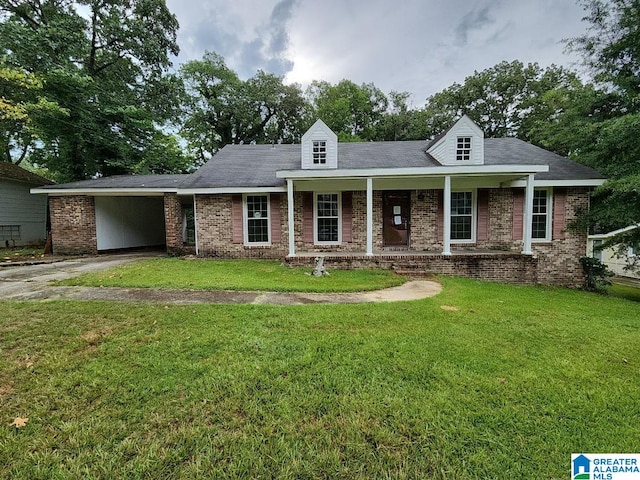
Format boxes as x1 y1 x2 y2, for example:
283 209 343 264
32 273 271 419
32 117 606 286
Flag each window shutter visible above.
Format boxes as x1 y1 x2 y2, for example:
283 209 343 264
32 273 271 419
512 189 524 241
553 188 566 240
232 195 243 244
437 190 444 242
270 194 281 243
342 192 353 243
303 192 314 243
477 189 489 241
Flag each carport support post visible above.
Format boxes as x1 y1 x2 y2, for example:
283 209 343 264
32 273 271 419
287 179 295 257
522 173 534 255
366 177 373 256
443 176 452 256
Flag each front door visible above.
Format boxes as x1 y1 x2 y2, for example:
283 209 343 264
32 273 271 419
383 191 410 246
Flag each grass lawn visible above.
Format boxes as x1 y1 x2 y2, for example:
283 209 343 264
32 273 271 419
1 277 639 478
609 282 640 302
56 258 406 293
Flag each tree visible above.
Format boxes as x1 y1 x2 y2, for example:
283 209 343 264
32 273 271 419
0 0 190 180
180 51 310 163
0 62 67 164
567 0 640 95
563 0 640 270
421 61 581 140
307 80 388 141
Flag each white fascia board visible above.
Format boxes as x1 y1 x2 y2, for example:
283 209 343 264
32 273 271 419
179 186 287 195
588 223 640 239
30 188 174 196
276 164 548 180
508 179 606 188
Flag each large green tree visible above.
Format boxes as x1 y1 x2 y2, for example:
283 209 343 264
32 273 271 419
421 60 582 141
180 51 310 163
560 0 640 264
306 79 388 141
0 0 190 180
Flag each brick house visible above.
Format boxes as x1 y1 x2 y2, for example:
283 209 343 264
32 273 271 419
33 117 606 286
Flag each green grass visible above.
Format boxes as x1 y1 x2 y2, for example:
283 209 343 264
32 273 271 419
0 247 44 259
57 258 406 293
1 277 639 478
609 282 640 302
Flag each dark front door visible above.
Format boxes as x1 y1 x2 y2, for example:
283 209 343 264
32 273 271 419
383 191 410 246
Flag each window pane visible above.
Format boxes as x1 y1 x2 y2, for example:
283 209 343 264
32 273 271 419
247 195 268 219
451 216 472 240
317 194 338 217
248 219 269 243
317 218 338 242
532 214 547 239
451 192 472 215
533 190 547 214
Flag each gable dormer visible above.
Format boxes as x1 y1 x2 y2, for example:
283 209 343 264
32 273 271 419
427 115 484 165
301 119 338 169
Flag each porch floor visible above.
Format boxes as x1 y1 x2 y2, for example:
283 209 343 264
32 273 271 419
285 249 537 284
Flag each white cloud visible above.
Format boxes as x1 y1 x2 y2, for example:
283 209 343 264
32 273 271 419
167 0 588 104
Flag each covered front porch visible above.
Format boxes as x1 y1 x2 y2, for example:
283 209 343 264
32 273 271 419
278 165 548 259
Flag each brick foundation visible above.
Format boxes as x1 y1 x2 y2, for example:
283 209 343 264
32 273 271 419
49 195 97 255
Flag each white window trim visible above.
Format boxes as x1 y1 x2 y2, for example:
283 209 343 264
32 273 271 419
243 193 271 246
312 140 327 165
532 187 553 243
456 136 472 162
314 192 342 245
450 189 476 244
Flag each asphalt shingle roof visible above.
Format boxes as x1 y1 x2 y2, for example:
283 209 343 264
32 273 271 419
0 162 54 185
41 174 190 190
41 138 605 191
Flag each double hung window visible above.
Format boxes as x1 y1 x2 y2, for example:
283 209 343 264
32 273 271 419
244 194 270 245
315 193 340 243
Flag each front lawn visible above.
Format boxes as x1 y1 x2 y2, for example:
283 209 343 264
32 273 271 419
56 258 406 293
1 277 639 478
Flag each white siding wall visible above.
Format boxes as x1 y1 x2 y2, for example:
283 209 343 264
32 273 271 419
0 179 48 245
587 239 640 279
95 196 165 251
428 116 485 165
301 119 338 169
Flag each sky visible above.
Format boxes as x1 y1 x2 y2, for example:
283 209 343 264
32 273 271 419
165 0 589 107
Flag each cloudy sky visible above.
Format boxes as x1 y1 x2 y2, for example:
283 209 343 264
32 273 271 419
165 0 589 106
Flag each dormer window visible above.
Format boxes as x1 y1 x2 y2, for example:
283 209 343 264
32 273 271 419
456 137 471 161
313 140 327 164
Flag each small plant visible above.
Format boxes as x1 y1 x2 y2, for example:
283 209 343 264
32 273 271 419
580 256 613 292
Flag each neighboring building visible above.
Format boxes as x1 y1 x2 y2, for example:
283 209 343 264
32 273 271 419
588 224 640 279
0 162 54 247
33 117 606 286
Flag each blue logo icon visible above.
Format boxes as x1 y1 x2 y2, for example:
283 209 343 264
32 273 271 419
573 454 591 479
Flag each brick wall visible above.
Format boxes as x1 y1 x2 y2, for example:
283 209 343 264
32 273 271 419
194 187 590 286
164 193 184 255
49 195 97 255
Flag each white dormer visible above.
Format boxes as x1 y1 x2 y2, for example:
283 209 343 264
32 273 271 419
301 119 338 169
427 115 485 165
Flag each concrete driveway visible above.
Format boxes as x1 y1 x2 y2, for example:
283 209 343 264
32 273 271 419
0 254 442 304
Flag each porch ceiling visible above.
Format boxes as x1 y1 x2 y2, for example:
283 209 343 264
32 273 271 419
292 173 533 192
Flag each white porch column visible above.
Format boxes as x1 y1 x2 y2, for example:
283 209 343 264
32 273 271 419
443 175 452 256
522 173 535 255
366 177 373 256
193 194 199 256
287 179 295 257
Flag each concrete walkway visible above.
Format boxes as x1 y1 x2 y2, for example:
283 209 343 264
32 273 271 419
0 254 442 305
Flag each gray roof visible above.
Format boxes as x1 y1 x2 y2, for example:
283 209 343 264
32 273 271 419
41 138 604 191
484 138 604 181
181 141 440 189
0 162 55 185
41 174 190 190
